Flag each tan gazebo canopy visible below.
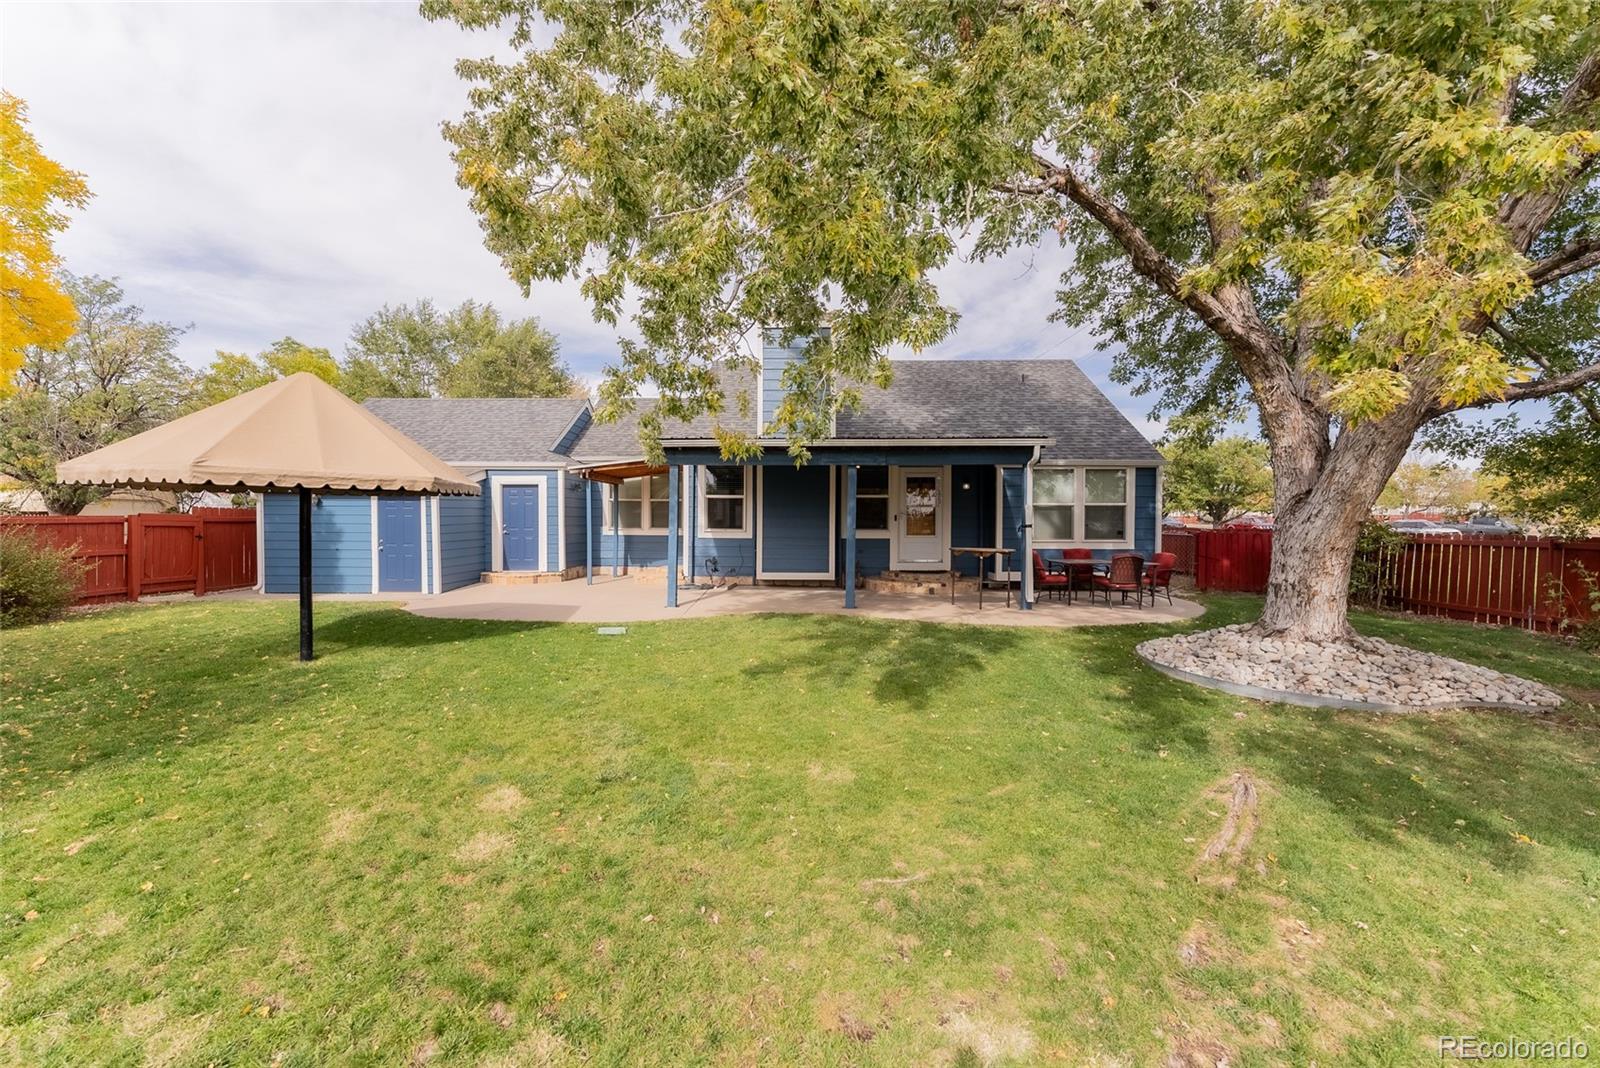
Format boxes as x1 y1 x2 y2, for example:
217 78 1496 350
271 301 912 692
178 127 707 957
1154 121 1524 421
56 372 478 495
56 373 478 660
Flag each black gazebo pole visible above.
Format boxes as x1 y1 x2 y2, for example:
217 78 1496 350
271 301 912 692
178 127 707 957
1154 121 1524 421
298 486 314 661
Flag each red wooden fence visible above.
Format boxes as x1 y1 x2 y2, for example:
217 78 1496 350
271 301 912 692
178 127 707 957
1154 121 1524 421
1189 527 1600 631
0 509 257 606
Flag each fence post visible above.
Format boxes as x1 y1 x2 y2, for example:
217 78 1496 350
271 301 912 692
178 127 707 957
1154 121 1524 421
127 515 143 601
194 517 207 598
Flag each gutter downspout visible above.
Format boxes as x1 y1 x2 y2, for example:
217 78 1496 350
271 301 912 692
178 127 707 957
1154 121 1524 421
1020 444 1041 611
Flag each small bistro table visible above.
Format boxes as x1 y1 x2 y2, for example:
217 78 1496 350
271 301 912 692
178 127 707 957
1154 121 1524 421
949 546 1016 609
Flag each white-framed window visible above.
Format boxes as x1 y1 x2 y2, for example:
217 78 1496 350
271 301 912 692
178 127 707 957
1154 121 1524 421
1033 467 1076 541
699 465 750 536
850 465 890 536
1083 469 1129 541
1033 466 1135 547
608 472 674 532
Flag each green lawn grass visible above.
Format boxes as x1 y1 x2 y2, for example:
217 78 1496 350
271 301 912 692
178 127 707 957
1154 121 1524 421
2 595 1597 1066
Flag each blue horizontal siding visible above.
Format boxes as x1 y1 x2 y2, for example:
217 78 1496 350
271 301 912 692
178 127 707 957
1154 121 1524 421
553 409 590 455
562 474 589 573
263 493 372 594
689 535 755 581
760 464 831 575
439 493 486 591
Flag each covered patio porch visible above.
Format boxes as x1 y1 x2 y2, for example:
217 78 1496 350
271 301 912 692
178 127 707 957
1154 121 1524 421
404 573 1202 628
575 441 1057 611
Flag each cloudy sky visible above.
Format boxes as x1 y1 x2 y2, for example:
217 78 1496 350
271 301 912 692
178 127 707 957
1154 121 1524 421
4 3 1230 442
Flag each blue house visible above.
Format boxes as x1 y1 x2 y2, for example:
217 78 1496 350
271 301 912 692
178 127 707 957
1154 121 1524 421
259 339 1164 609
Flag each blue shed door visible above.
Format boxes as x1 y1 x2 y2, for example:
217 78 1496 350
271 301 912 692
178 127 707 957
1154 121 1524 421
377 497 422 592
502 485 542 570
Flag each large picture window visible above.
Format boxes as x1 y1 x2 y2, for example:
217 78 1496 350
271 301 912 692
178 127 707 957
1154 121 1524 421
852 465 890 534
700 465 749 535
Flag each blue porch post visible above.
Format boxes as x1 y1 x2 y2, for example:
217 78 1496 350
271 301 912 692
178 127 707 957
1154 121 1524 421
1020 463 1034 610
844 464 857 609
686 464 696 584
666 465 680 608
585 479 593 585
611 483 619 577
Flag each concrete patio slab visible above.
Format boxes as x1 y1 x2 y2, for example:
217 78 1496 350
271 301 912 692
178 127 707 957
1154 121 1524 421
400 575 1204 629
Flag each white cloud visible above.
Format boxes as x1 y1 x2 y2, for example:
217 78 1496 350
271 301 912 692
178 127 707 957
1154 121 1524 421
3 2 1163 434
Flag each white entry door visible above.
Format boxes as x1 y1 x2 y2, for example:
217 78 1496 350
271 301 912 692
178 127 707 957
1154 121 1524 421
894 467 947 570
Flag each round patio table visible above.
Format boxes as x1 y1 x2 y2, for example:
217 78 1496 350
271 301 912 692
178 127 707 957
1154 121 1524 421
949 547 1016 608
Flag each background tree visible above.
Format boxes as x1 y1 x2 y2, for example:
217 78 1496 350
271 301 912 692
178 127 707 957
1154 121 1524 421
341 299 576 400
1464 409 1600 530
1377 461 1484 517
428 0 1600 642
1161 436 1273 526
1 274 188 513
1 92 90 393
192 337 342 409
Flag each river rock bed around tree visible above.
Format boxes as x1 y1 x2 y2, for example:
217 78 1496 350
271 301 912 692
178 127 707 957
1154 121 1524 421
1137 624 1563 711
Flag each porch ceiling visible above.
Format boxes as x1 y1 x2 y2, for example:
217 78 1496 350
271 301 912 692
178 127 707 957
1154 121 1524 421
573 460 668 485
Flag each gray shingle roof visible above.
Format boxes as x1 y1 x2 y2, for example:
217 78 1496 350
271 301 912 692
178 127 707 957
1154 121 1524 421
362 397 588 465
834 360 1161 463
591 359 1158 464
569 368 760 461
361 361 1159 467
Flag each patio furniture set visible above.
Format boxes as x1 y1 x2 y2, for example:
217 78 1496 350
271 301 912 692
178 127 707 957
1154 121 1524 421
942 546 1177 610
1032 549 1177 609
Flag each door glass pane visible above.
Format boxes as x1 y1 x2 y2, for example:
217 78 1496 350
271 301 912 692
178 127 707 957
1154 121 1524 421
1035 468 1075 504
904 475 938 536
1036 504 1074 541
1085 469 1126 504
1084 505 1126 540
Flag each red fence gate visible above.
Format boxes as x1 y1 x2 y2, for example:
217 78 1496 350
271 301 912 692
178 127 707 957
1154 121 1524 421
1187 526 1599 632
1192 527 1276 593
0 509 257 606
1162 530 1196 575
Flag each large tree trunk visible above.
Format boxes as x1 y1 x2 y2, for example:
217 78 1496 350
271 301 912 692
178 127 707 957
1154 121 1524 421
1257 414 1417 641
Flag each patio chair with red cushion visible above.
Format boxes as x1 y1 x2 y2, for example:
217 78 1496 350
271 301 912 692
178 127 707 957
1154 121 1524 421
1093 553 1146 608
1142 551 1178 606
1032 550 1072 601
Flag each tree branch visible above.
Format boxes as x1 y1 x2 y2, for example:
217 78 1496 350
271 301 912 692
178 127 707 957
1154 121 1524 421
1527 233 1600 286
1485 319 1600 422
999 157 1334 507
1496 50 1600 253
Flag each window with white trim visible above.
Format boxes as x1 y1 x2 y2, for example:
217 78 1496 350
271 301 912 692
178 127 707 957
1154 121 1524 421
611 472 674 532
853 465 890 533
1083 469 1128 541
1032 466 1135 546
700 465 749 534
1033 467 1076 541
